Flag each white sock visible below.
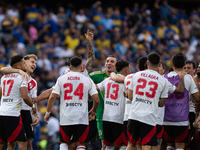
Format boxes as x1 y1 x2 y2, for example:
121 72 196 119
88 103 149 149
119 146 126 150
166 146 175 150
105 146 114 150
76 145 86 150
60 143 68 150
176 149 184 150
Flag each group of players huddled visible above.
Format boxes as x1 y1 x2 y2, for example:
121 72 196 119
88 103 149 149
0 30 200 150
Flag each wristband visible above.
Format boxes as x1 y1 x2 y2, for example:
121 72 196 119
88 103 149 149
45 111 51 115
32 104 36 109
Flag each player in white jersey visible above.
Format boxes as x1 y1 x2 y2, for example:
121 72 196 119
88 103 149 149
44 56 99 150
96 60 130 150
0 55 35 150
1 54 39 150
110 57 148 148
126 52 169 150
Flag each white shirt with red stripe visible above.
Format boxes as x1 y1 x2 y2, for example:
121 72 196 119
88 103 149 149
0 73 28 117
97 74 126 124
124 73 135 121
53 71 97 126
21 77 37 110
128 69 168 126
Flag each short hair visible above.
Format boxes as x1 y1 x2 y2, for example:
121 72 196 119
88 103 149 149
10 55 23 67
172 53 185 68
70 56 82 68
185 60 196 69
147 52 160 66
116 60 129 72
24 54 38 61
138 57 147 71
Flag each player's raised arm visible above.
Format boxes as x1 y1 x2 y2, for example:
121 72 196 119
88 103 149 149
85 29 95 73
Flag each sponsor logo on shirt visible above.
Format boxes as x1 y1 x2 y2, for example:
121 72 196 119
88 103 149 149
135 97 152 104
105 101 119 106
66 103 82 107
3 98 13 102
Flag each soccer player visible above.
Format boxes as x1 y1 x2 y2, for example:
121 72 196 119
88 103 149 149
1 54 39 150
0 55 35 150
155 62 185 150
127 52 169 150
96 60 130 150
183 60 197 148
89 55 117 150
44 56 99 150
109 57 147 148
164 53 200 150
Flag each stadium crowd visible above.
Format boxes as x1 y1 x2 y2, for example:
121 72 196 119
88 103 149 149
1 0 200 149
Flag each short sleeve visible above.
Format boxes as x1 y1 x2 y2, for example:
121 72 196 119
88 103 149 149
52 78 61 95
160 80 169 98
88 78 98 96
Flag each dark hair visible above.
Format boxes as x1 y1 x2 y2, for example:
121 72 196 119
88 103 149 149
107 55 117 59
172 53 185 68
138 57 147 71
147 52 160 66
10 55 23 67
116 60 129 72
69 56 82 68
185 60 196 69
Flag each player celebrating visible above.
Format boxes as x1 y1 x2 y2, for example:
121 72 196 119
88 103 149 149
0 55 35 150
1 54 39 150
96 60 130 150
164 53 200 150
44 56 99 150
127 52 169 150
89 55 117 150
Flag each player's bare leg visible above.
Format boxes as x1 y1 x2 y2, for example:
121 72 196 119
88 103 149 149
17 141 27 150
141 145 151 150
126 142 137 150
175 142 185 150
27 138 33 150
7 142 16 150
0 142 6 150
102 139 106 150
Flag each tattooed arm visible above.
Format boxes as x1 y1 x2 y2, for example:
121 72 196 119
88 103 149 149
85 29 95 73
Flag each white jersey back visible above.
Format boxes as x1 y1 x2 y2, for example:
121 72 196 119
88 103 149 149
0 73 27 116
21 77 37 110
124 73 135 121
97 74 126 124
128 69 168 126
53 71 97 126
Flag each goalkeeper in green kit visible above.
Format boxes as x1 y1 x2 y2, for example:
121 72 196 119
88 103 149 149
89 56 117 150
